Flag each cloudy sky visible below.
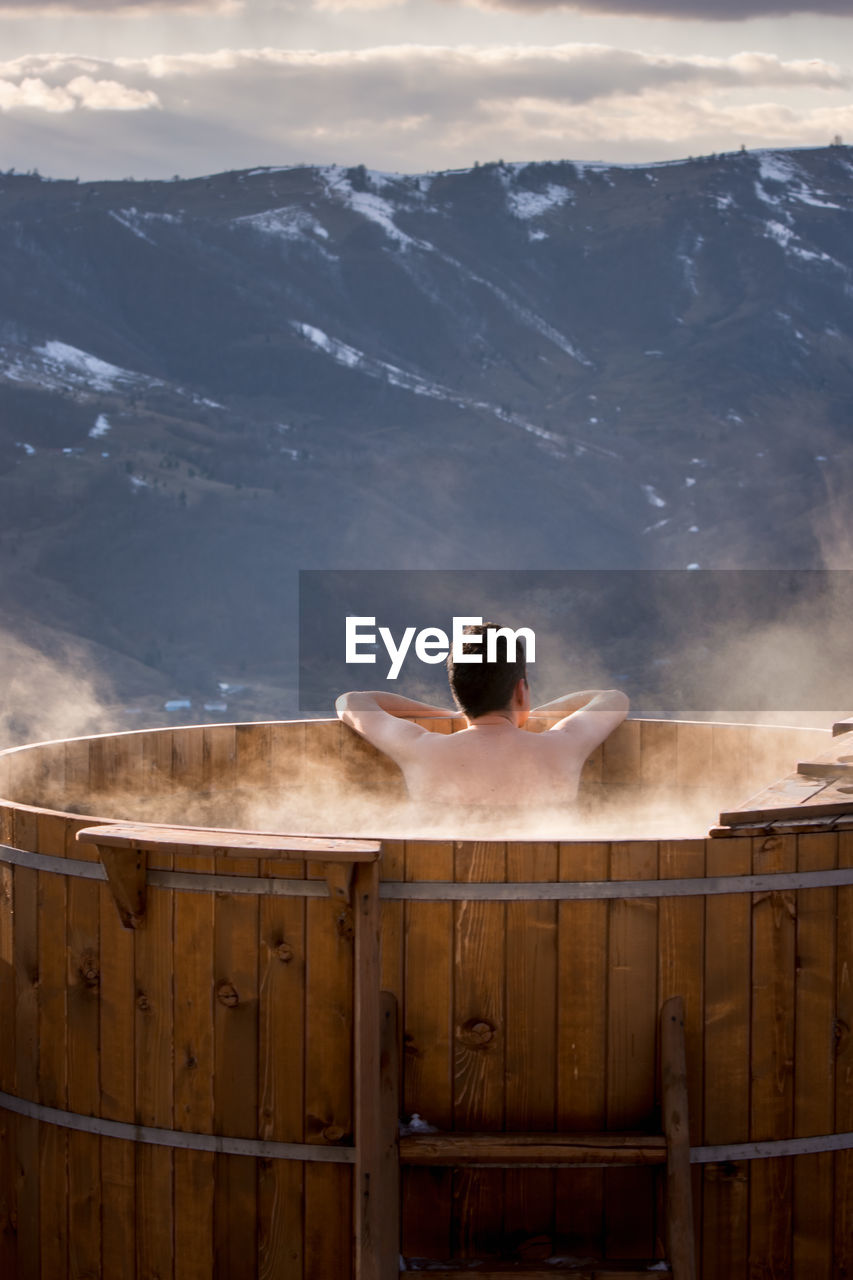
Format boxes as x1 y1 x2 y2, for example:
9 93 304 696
2 0 852 180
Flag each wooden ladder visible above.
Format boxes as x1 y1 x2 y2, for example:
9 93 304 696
385 995 696 1280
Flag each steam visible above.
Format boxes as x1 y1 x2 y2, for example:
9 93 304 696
0 626 117 750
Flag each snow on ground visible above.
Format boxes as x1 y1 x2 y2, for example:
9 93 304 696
317 167 424 250
506 184 573 221
293 319 564 447
763 220 839 265
15 442 35 455
642 484 666 508
89 413 110 438
685 477 696 487
236 207 330 242
34 341 132 392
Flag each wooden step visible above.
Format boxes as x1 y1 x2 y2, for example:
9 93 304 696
399 1131 667 1168
400 1266 670 1278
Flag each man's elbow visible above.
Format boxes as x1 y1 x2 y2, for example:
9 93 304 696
335 691 357 720
605 689 630 719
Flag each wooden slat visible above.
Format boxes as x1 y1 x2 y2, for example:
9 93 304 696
379 991 400 1278
135 876 174 1280
660 998 696 1280
173 842 215 1280
304 824 353 1280
36 813 68 1280
401 1133 667 1166
720 774 832 826
657 839 704 1266
792 831 837 1280
555 842 609 1257
14 808 40 1280
605 842 658 1262
835 830 853 1277
66 814 101 1280
701 835 750 1279
98 812 136 1280
452 840 507 1257
257 846 305 1280
354 859 382 1280
749 834 795 1278
402 840 454 1261
213 851 259 1280
505 841 557 1252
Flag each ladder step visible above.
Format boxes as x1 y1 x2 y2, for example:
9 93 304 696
399 1131 667 1168
400 1267 671 1278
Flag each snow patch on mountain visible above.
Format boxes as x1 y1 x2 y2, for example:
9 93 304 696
236 207 330 243
506 185 573 221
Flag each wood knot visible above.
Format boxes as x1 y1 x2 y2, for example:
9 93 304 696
335 908 354 941
760 836 783 853
216 982 239 1008
275 942 294 963
136 993 150 1012
321 1124 345 1144
79 951 100 988
458 1018 496 1049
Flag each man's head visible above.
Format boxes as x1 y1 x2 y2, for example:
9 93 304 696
447 621 529 722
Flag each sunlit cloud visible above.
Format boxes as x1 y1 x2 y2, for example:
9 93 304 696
464 0 853 17
0 43 849 177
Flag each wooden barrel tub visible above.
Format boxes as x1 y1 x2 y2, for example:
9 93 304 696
1 715 852 1279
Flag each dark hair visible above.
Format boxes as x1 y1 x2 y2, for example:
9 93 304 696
447 621 527 720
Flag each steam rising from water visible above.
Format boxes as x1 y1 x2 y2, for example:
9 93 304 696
0 627 117 749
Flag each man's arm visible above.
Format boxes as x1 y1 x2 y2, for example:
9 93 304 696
335 691 457 763
531 689 630 753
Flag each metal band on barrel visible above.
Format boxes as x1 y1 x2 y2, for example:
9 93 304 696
2 843 853 899
0 1090 355 1163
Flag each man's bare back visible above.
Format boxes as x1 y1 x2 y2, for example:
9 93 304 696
335 687 629 808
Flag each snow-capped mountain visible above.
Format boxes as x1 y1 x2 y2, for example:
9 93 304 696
0 147 851 701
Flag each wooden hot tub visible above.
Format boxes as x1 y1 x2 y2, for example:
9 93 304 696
0 715 851 1279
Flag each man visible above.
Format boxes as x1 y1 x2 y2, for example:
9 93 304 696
335 621 628 808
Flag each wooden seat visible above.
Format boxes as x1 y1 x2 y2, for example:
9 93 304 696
395 996 695 1280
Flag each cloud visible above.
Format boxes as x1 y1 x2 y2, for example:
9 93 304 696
0 0 241 13
0 43 849 177
463 0 853 17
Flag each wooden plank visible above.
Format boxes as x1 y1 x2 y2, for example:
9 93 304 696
659 997 696 1280
135 876 175 1280
379 991 400 1279
14 808 40 1280
402 840 454 1262
555 842 609 1259
97 807 137 1280
257 848 305 1280
701 834 750 1280
66 814 102 1280
452 839 507 1258
720 774 832 826
657 840 703 1275
676 723 713 791
203 724 236 792
401 1133 667 1165
36 813 68 1280
791 831 837 1280
354 859 382 1280
640 721 678 787
173 843 216 1280
304 835 353 1280
0 805 16 1276
213 853 260 1280
78 822 380 861
835 830 853 1278
605 842 658 1263
504 841 558 1254
601 722 642 786
748 834 796 1279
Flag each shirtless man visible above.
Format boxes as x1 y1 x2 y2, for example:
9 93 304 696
335 621 628 808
